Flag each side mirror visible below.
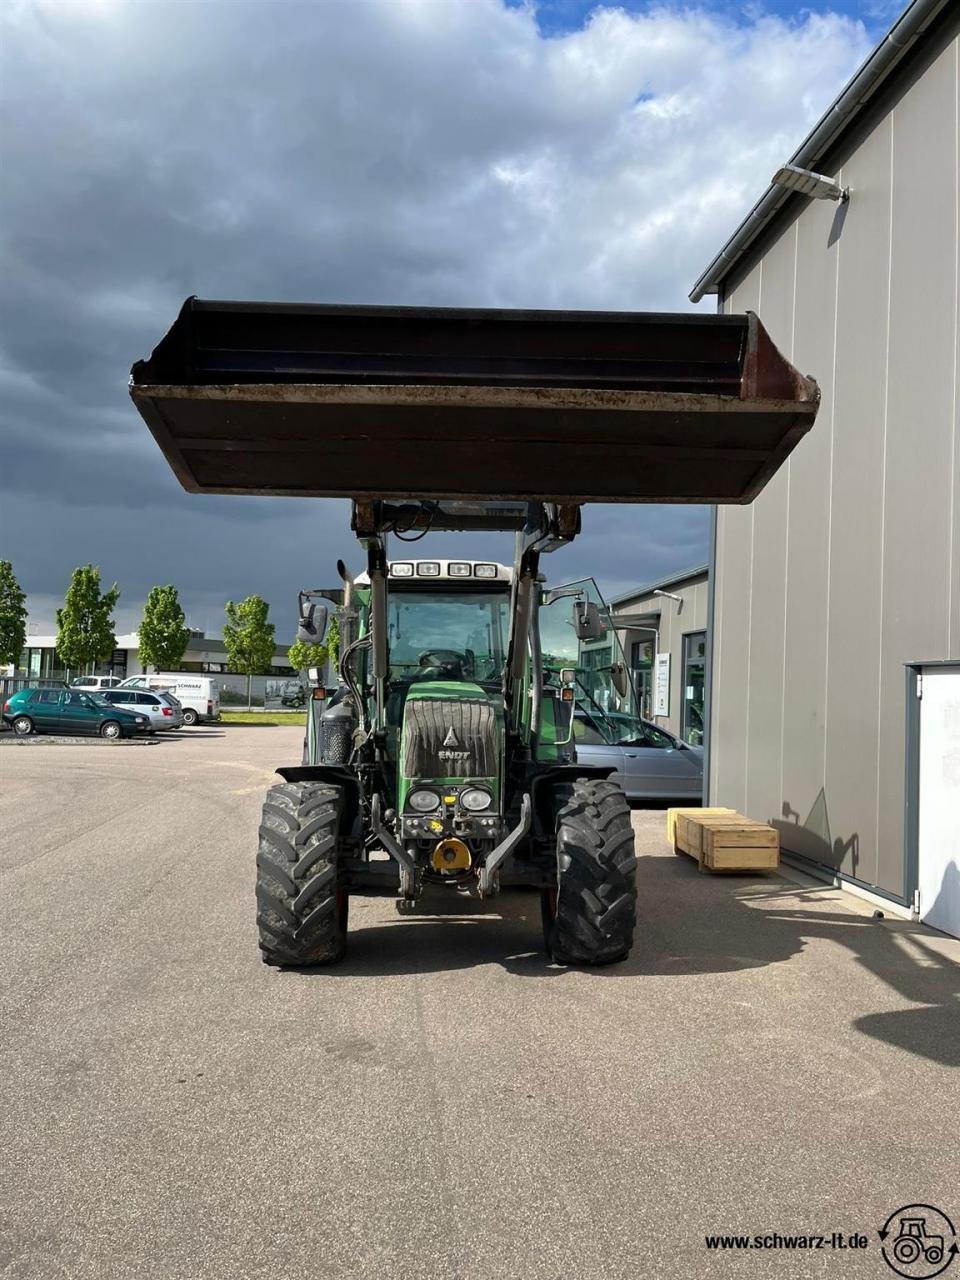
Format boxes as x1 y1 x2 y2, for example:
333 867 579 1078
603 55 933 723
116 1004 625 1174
573 601 604 641
297 602 328 644
609 663 629 699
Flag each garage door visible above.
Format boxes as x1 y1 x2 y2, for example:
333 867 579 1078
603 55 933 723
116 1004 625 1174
917 665 960 939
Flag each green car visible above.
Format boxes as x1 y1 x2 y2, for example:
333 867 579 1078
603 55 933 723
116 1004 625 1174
2 687 150 739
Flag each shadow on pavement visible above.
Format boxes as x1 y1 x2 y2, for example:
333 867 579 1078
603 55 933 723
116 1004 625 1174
293 852 960 1068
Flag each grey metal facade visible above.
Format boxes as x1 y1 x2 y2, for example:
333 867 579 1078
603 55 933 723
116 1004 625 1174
706 8 960 899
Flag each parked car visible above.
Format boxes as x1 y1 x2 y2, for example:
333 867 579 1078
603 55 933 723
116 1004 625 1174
573 709 703 801
119 673 220 726
2 687 150 738
70 675 123 691
99 687 185 731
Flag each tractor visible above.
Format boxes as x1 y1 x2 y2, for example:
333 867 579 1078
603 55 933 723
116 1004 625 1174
130 298 819 965
892 1219 945 1267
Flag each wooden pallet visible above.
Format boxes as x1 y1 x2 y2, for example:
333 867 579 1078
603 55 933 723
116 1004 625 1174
667 807 779 873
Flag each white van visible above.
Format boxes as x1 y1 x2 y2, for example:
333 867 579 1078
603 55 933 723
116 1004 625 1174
70 675 123 691
120 673 220 726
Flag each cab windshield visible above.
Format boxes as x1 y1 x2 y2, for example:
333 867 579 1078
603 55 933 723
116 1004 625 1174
387 589 511 684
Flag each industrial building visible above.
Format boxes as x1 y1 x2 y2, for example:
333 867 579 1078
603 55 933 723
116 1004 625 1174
610 566 708 742
690 0 959 937
13 632 296 706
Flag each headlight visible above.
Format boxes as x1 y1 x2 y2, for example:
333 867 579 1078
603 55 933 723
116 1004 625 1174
408 789 440 812
461 788 492 812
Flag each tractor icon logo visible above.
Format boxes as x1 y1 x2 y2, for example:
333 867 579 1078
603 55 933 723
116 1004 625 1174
880 1205 958 1278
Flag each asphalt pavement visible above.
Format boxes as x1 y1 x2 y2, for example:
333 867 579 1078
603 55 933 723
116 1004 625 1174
1 726 958 1280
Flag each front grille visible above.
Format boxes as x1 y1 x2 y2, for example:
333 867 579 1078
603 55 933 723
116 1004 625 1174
401 697 497 779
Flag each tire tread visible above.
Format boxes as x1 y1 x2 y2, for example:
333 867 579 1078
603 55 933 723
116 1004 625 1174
546 778 637 965
256 781 347 966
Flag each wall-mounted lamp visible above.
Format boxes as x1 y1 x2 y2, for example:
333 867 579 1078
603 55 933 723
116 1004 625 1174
653 588 683 614
772 163 848 203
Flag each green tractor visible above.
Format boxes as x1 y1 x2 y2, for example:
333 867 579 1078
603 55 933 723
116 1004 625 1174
267 521 644 966
130 298 819 966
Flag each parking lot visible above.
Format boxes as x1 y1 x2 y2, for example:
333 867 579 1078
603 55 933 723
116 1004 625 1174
1 725 958 1280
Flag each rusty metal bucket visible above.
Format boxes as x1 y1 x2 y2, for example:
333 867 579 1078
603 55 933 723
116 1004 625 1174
129 298 818 504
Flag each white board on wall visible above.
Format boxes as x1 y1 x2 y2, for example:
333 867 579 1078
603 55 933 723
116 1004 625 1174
654 653 670 717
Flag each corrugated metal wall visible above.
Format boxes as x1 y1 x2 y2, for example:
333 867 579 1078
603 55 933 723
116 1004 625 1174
712 30 960 897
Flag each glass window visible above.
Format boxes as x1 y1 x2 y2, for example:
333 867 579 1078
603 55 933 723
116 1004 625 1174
31 690 62 705
573 714 607 746
643 723 677 750
681 631 706 746
539 577 640 722
386 589 511 683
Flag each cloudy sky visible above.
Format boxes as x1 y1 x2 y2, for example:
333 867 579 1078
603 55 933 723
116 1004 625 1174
1 0 886 639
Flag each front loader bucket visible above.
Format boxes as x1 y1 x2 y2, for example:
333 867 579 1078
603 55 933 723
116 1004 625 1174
130 298 818 504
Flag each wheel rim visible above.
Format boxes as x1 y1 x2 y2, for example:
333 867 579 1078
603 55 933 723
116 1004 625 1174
895 1240 920 1264
103 722 120 739
13 718 31 736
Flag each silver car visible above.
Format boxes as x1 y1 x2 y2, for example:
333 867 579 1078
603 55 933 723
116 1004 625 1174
573 710 703 801
99 687 185 732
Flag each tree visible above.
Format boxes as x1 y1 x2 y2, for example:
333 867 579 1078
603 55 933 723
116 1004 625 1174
55 566 120 676
287 614 340 679
138 585 191 673
0 561 28 669
326 614 340 672
223 595 276 708
287 636 328 674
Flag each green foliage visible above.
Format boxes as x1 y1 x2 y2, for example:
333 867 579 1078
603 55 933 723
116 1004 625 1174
287 636 327 673
326 614 340 670
138 584 191 672
55 565 120 673
0 560 28 667
223 595 276 676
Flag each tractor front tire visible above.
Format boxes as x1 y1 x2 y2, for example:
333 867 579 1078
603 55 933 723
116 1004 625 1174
256 781 348 966
543 778 637 965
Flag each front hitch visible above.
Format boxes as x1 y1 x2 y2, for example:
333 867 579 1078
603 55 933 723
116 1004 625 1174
478 795 533 896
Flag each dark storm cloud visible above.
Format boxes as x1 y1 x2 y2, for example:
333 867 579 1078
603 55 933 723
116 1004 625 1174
0 0 868 630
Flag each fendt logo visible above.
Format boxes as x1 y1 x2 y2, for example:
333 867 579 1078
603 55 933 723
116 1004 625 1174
439 726 470 764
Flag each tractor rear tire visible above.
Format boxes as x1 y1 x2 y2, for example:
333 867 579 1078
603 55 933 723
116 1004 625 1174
543 778 636 965
256 781 348 966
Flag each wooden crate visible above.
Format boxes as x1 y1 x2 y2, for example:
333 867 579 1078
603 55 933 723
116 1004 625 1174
666 806 735 845
668 808 779 873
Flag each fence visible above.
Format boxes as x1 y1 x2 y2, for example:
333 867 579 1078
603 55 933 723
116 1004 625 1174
1 676 64 700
